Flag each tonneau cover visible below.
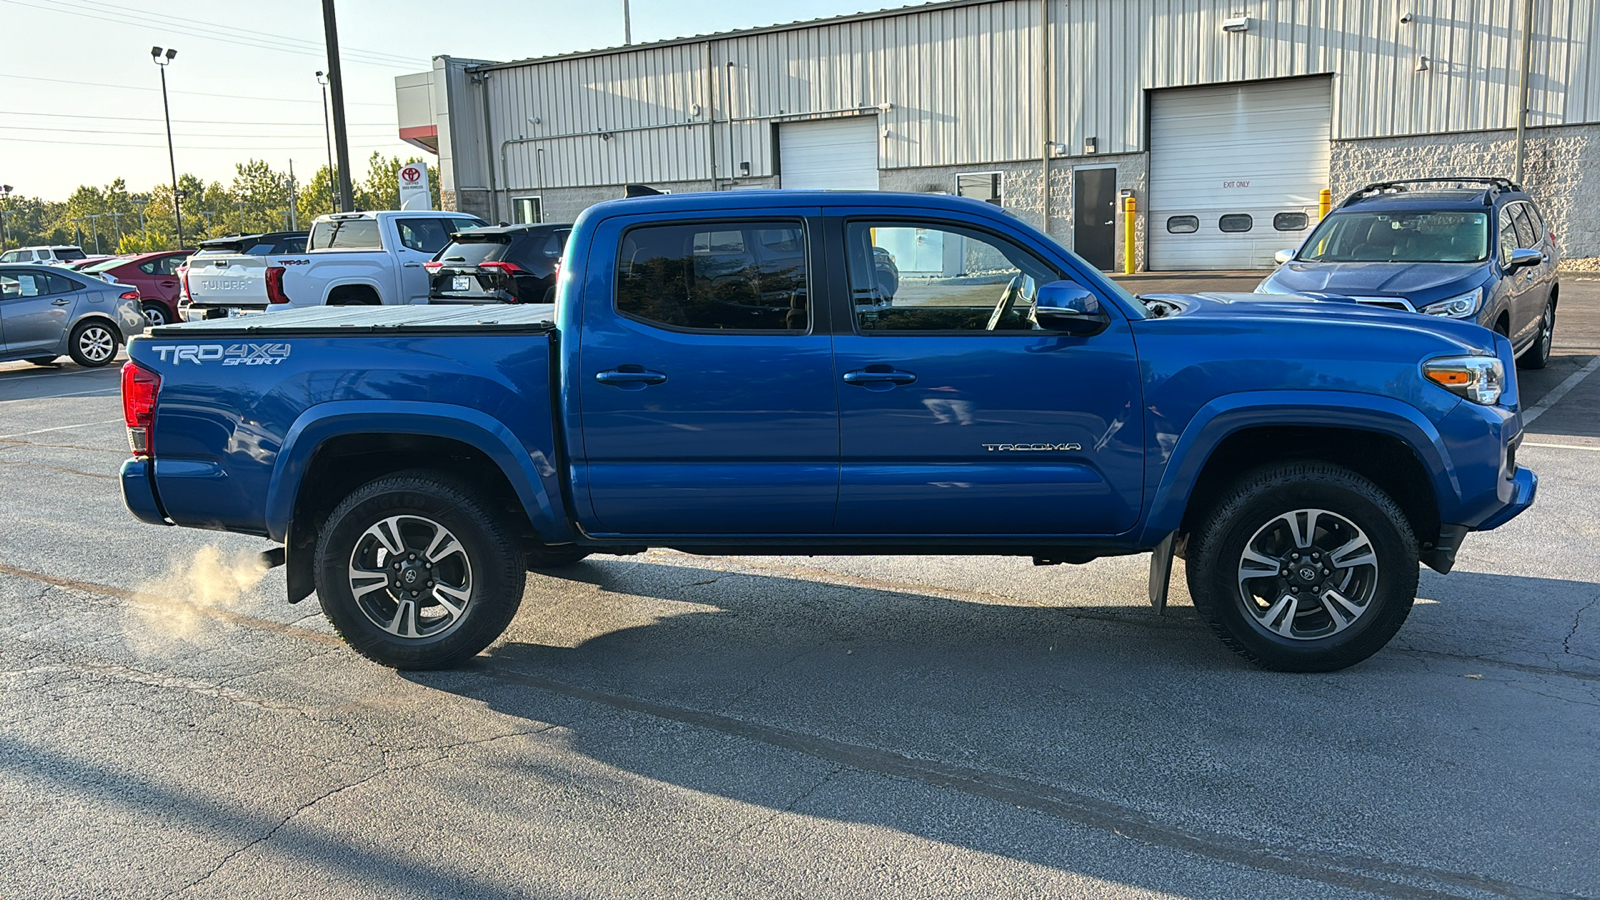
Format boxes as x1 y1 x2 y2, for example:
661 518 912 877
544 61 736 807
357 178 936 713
149 303 557 336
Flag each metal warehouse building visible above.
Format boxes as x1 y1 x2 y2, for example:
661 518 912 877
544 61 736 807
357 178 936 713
395 0 1600 270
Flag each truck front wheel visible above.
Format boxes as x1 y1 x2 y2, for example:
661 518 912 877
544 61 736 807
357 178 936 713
314 471 527 669
1185 462 1418 672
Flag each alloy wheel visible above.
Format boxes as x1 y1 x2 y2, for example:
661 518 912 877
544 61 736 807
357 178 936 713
346 514 475 640
1235 508 1379 640
78 325 116 364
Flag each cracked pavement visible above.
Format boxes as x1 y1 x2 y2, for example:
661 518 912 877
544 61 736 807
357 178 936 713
2 285 1599 899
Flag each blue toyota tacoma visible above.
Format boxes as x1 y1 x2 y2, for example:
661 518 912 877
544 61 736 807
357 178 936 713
118 191 1536 672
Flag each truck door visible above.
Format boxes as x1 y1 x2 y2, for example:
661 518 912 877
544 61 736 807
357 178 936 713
827 215 1145 536
575 212 839 535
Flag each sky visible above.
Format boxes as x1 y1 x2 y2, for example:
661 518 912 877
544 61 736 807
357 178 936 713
1 0 901 201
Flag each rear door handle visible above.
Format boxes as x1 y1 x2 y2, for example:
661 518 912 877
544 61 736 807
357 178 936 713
596 366 667 389
51 298 71 306
843 366 917 386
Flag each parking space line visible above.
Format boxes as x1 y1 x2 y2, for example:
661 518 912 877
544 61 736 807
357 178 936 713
1523 441 1600 452
1523 356 1600 426
0 419 123 440
3 388 121 401
0 368 118 383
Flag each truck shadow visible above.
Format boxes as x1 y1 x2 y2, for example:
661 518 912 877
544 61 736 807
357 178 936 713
406 558 1599 894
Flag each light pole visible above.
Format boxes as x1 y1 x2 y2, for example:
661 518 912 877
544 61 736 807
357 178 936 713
151 46 184 249
1 185 13 249
315 71 336 212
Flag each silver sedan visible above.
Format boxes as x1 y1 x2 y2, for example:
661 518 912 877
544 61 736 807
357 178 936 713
0 263 148 368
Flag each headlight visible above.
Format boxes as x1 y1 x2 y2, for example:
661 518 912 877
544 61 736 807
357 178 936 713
1419 288 1482 318
1423 355 1504 405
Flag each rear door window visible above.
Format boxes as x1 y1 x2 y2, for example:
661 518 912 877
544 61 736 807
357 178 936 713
616 220 810 332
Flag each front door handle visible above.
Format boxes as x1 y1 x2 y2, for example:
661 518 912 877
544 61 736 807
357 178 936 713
843 366 917 386
402 262 422 268
596 366 667 389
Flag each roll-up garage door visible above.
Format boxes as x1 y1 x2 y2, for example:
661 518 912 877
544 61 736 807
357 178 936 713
779 117 880 191
1149 78 1331 270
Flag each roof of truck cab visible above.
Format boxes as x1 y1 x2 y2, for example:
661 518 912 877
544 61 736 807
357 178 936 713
589 189 1009 218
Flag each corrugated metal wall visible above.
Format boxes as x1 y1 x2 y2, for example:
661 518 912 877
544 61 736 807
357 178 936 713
473 0 1600 191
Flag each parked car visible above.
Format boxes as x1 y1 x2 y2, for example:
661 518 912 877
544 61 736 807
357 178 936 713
1 263 146 367
1258 178 1560 368
176 232 307 320
84 251 192 326
184 211 483 316
121 190 1534 674
0 245 88 265
426 223 571 304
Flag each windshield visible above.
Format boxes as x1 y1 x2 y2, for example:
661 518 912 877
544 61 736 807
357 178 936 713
1297 210 1489 263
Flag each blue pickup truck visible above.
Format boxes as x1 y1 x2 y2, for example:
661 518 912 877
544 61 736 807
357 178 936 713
118 191 1535 672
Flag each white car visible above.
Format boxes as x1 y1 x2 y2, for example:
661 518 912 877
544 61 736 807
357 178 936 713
0 245 89 265
184 211 483 316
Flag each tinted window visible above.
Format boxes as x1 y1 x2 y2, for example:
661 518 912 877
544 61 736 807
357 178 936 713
1166 216 1199 234
47 272 81 293
1522 204 1545 241
157 256 186 275
1299 210 1490 263
1219 214 1253 233
539 230 569 257
616 221 809 332
54 248 87 261
311 218 382 250
137 260 158 274
846 221 1059 333
1273 212 1309 231
396 218 453 253
437 236 511 265
1509 204 1537 249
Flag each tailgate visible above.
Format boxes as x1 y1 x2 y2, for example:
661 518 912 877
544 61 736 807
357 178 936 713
186 254 271 308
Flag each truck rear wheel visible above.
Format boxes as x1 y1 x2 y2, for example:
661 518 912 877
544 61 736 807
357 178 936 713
314 471 526 669
1185 462 1418 672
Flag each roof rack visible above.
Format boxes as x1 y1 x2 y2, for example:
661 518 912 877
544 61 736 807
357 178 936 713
1339 177 1522 209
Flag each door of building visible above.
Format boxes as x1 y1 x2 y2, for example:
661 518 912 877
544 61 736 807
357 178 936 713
1073 167 1118 270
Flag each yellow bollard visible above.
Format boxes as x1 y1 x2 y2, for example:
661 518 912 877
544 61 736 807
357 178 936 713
1319 188 1332 220
1123 195 1136 275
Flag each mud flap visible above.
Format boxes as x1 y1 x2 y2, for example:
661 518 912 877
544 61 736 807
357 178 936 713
1148 532 1176 616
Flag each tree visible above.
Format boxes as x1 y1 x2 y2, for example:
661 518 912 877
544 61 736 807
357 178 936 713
354 152 441 212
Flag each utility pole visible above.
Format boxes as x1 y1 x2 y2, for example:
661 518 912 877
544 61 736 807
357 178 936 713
87 214 102 254
287 159 299 230
133 196 148 244
316 71 336 211
234 199 247 235
321 1 355 211
0 185 12 249
623 0 632 44
151 46 184 249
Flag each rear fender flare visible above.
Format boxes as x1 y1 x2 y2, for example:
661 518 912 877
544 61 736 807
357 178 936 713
1139 391 1457 544
264 400 569 544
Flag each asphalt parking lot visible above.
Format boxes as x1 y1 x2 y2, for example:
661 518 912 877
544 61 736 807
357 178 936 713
2 281 1597 899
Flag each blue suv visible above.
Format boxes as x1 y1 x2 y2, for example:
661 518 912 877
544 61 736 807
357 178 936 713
1258 178 1560 369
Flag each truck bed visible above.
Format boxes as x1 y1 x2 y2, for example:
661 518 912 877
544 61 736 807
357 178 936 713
159 304 556 336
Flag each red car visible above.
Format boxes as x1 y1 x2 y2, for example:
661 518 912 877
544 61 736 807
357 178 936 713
83 251 191 326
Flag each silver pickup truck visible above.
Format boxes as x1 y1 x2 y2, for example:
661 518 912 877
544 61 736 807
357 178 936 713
184 210 484 315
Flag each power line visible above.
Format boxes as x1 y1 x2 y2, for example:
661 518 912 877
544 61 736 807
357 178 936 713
0 109 395 127
71 0 423 67
6 135 410 151
0 73 396 107
5 124 394 139
2 0 424 70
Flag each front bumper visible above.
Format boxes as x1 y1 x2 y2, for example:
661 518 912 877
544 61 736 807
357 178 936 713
120 457 170 526
1476 466 1537 531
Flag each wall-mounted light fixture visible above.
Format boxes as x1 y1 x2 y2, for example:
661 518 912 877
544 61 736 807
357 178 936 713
1417 55 1431 72
739 161 751 177
1047 141 1068 158
1400 11 1414 23
1083 136 1099 155
1222 15 1251 32
599 131 613 141
527 116 541 125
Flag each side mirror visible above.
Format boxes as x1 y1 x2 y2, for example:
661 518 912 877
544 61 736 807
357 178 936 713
1032 281 1110 336
1507 247 1543 271
1273 248 1295 265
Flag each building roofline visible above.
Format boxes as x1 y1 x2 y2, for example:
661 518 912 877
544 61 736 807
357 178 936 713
469 0 996 72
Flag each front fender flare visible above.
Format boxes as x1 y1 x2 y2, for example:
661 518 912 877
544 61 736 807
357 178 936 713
1138 391 1457 544
264 400 568 544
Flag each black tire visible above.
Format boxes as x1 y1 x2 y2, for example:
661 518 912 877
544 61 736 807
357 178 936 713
67 320 119 367
527 545 590 569
141 302 170 328
314 471 527 669
1185 462 1418 672
24 356 59 366
1517 299 1554 370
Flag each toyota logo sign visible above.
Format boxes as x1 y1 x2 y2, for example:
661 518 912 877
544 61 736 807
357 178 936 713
401 166 422 183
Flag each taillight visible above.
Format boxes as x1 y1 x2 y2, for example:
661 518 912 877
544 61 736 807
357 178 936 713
119 290 140 301
423 261 443 272
179 266 191 300
265 266 291 304
479 261 525 274
121 361 160 457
